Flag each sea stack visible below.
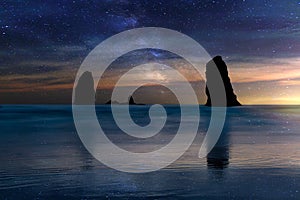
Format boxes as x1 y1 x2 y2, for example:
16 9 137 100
205 56 241 107
105 96 144 105
129 96 144 105
129 96 136 105
74 71 95 105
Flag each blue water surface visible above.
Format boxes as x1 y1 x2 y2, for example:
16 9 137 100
0 105 299 199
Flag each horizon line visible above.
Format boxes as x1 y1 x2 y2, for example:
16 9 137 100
1 103 300 106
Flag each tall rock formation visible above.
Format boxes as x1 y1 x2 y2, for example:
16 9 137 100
74 71 95 105
205 56 241 107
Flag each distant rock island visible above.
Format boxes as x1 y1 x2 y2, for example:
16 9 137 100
205 56 241 107
105 96 144 105
105 100 119 105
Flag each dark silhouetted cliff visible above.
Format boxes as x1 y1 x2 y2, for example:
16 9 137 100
205 56 241 107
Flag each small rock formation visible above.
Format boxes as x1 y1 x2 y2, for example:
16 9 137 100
129 96 136 105
105 100 112 104
205 56 241 107
74 71 95 105
105 100 119 104
128 96 145 105
105 96 144 105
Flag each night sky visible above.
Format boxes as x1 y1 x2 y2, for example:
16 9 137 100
1 0 300 104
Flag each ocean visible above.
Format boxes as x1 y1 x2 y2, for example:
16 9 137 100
0 105 299 199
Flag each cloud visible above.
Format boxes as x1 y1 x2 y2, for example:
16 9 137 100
278 78 300 86
229 57 300 83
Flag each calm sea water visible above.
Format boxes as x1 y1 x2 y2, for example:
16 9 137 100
0 105 299 199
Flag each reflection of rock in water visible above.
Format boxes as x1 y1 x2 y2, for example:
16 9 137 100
205 56 241 107
74 71 95 105
207 113 232 171
207 133 230 169
206 117 231 181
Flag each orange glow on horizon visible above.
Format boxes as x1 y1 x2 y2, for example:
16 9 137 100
1 57 300 105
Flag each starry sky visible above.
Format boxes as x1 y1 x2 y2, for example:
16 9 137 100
1 0 300 104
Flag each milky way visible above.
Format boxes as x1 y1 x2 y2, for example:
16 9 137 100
0 0 300 104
